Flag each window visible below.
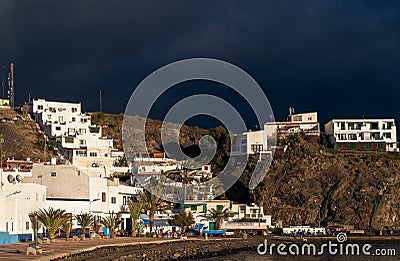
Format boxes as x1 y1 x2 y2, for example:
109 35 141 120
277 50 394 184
366 143 371 150
11 222 13 231
251 144 263 152
55 126 61 131
111 197 116 204
191 205 197 211
26 221 30 230
348 134 357 140
5 222 8 232
72 117 76 122
76 150 87 157
51 171 56 177
217 205 224 211
348 123 355 130
378 143 383 150
65 137 74 143
89 152 97 157
38 105 43 110
123 196 127 206
385 133 392 139
349 143 356 150
340 123 345 130
102 192 106 202
370 122 379 130
72 107 77 113
79 140 86 145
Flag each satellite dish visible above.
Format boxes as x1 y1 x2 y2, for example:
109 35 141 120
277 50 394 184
7 175 15 183
16 175 22 182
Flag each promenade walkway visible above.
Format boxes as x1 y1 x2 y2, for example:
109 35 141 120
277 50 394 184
0 237 184 261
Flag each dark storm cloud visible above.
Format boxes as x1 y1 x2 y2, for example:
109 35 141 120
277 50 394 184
0 0 400 128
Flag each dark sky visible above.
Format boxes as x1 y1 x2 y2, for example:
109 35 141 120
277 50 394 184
1 1 400 130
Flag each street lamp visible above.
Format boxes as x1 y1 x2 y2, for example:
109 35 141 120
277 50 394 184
89 198 100 234
89 198 100 205
6 190 21 198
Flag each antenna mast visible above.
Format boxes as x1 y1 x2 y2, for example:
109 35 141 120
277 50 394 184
99 89 102 112
7 63 15 108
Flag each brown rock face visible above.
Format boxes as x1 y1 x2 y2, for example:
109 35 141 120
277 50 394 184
259 136 400 230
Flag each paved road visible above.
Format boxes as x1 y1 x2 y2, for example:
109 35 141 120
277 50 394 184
0 237 183 261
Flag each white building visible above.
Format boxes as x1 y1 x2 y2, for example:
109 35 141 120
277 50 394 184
0 165 46 244
325 119 398 152
264 111 320 138
30 98 117 168
23 162 142 232
232 110 319 156
232 130 270 156
182 200 271 231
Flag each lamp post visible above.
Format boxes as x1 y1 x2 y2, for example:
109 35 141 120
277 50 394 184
89 199 100 233
6 190 21 198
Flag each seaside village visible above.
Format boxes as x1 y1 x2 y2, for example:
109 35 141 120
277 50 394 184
1 96 400 247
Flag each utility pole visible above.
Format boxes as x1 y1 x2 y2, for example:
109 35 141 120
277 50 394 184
99 89 102 113
8 63 15 108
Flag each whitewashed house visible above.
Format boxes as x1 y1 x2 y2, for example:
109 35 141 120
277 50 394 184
182 200 271 231
23 162 142 233
0 164 46 244
325 119 398 152
232 109 319 156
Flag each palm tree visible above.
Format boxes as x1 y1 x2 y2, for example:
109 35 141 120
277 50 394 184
127 200 143 237
208 207 231 230
140 190 170 233
34 207 70 239
74 213 93 240
28 212 40 245
101 212 122 238
164 167 198 201
61 213 73 241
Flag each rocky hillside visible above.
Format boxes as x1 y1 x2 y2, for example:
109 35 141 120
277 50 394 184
248 135 400 230
0 107 56 162
90 112 207 152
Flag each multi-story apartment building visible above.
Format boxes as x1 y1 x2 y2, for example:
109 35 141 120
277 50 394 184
325 119 398 152
30 99 115 167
